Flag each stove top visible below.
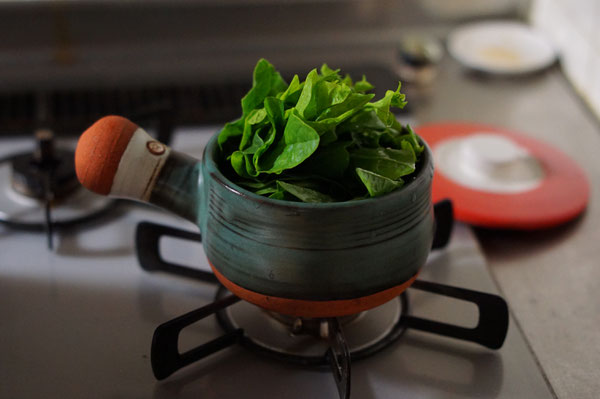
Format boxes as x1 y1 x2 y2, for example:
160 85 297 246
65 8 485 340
0 127 553 399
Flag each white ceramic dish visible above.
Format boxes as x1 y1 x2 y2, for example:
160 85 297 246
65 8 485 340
447 21 556 75
434 133 545 194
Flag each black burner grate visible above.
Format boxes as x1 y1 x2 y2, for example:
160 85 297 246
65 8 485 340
134 201 509 399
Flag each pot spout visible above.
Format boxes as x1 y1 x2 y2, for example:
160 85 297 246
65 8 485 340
75 115 201 224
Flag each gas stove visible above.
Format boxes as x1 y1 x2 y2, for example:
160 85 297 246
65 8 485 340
0 126 554 399
0 105 175 248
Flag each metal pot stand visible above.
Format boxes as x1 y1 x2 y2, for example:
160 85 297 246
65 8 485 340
135 200 509 399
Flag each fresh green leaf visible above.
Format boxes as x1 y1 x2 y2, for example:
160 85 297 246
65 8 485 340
365 82 407 126
330 83 353 105
340 109 387 132
320 64 341 80
240 108 268 150
350 147 415 180
356 168 404 197
255 188 278 196
350 129 386 148
354 75 374 92
318 129 338 146
230 151 252 178
299 141 350 179
244 152 258 177
255 184 280 196
258 113 320 174
341 73 353 86
217 118 244 149
264 96 285 131
268 190 286 200
295 69 336 121
276 181 334 203
241 59 288 115
235 180 273 190
219 59 421 202
318 92 374 121
401 124 424 156
252 126 277 170
243 135 264 156
278 74 303 106
295 69 321 120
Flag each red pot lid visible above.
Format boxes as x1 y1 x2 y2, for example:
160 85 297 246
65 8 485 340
417 122 589 230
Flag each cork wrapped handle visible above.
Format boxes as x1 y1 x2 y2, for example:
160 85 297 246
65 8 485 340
75 115 171 201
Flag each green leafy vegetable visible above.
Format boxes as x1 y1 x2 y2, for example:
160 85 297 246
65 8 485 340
350 146 415 180
241 59 287 115
257 113 320 174
218 58 422 202
356 168 404 197
299 141 351 179
276 181 334 203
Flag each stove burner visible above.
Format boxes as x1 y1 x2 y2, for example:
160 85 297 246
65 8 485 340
135 208 509 399
11 129 79 200
0 130 117 244
265 309 362 337
1 104 177 248
214 285 409 366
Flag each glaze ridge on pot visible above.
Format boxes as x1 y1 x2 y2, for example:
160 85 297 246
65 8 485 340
75 115 435 315
205 178 431 251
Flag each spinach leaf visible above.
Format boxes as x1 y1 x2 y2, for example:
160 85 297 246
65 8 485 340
340 109 387 132
239 108 268 150
350 146 415 180
252 126 277 171
217 118 244 149
241 59 288 115
295 69 325 121
258 113 320 174
268 190 286 200
242 124 267 155
276 181 334 203
264 97 285 131
320 64 341 79
401 124 425 156
365 82 407 126
356 168 404 197
278 74 303 106
218 59 422 202
317 92 374 121
248 97 286 170
299 141 350 179
255 184 280 196
354 75 374 93
235 180 273 190
230 151 252 178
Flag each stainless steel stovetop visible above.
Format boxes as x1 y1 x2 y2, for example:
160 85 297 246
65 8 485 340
0 127 553 399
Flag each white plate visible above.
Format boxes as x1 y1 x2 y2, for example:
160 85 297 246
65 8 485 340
447 21 557 74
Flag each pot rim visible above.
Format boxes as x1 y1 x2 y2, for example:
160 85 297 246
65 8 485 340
203 133 433 209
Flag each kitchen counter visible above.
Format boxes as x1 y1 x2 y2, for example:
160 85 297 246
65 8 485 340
415 57 600 399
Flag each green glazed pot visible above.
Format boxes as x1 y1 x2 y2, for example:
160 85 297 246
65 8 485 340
76 116 434 317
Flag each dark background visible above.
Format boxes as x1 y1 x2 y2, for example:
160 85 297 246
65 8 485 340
0 0 523 135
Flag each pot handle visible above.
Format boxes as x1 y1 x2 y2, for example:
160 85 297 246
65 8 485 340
75 115 201 223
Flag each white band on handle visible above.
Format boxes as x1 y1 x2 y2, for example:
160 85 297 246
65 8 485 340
110 127 171 201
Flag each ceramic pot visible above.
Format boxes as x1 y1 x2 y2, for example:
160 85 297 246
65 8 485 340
75 116 435 317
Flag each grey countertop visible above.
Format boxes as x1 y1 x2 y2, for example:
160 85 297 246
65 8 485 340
415 56 600 399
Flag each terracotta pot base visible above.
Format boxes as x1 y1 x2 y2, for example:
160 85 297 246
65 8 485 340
209 262 419 318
